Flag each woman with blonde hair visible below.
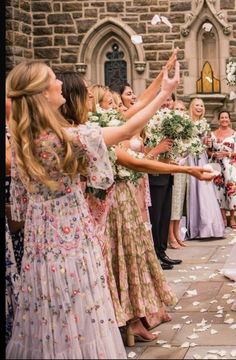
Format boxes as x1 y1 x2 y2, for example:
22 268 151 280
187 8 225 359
186 97 225 239
90 84 114 111
6 60 181 358
110 90 128 113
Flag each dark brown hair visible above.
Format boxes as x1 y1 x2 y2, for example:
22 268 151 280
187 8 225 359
56 71 88 125
117 82 132 96
218 110 231 120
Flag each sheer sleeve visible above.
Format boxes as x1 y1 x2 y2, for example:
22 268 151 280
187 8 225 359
10 148 28 222
67 123 114 190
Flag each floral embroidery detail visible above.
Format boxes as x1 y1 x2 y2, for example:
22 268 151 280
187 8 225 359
7 124 126 359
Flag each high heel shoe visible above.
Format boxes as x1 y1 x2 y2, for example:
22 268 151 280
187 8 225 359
126 325 158 347
126 327 135 347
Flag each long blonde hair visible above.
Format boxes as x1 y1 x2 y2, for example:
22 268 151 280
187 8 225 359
90 84 109 112
6 61 79 191
188 97 205 121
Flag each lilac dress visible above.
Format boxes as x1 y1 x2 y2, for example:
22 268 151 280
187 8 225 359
6 123 126 359
186 150 225 239
185 119 226 241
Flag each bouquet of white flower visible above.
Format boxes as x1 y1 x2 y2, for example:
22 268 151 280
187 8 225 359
88 104 124 127
144 109 165 148
159 109 195 139
145 109 195 160
144 110 209 160
193 118 211 137
186 137 206 158
226 58 236 86
115 149 145 185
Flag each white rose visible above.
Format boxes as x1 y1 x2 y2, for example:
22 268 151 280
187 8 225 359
90 116 99 122
118 169 131 178
176 125 184 133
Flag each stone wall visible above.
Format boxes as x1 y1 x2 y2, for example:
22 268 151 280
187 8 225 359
6 0 33 72
5 0 236 126
6 1 236 73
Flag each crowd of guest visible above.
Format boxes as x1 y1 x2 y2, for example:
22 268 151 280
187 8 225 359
5 49 236 359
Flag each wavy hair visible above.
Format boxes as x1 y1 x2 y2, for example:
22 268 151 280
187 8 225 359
57 72 89 125
90 84 109 112
6 61 80 191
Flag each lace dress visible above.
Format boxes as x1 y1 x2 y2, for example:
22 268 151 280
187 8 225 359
6 123 126 359
210 132 236 210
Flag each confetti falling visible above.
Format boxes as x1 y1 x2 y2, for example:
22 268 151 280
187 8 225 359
202 22 213 32
131 35 143 45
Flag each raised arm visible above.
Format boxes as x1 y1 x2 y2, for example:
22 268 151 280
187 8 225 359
115 148 215 181
102 62 180 147
123 48 178 119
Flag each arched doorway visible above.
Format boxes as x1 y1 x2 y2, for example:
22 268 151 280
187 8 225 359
76 17 147 95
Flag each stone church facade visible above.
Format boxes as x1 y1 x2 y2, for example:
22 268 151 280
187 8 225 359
5 0 236 127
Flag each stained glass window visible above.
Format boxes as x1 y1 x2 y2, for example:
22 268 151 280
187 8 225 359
105 43 127 91
197 61 220 93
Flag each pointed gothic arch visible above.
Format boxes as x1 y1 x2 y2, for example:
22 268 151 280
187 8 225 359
198 21 220 78
182 1 231 96
181 0 232 37
76 17 147 95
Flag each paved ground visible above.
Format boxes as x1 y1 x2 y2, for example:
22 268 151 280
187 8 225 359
125 227 236 359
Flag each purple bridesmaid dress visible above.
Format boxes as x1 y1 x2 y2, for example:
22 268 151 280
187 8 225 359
186 151 225 239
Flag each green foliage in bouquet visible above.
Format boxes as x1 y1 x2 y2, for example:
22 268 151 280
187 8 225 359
159 110 194 140
114 148 145 186
88 108 125 128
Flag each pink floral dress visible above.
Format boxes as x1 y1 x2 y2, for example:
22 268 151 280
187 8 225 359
210 131 236 210
6 123 127 359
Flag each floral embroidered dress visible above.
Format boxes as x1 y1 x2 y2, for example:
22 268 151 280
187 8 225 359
103 148 177 327
129 136 152 225
5 218 20 346
6 123 127 359
210 131 236 210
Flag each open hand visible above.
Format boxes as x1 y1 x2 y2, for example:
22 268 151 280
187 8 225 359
161 61 180 96
189 167 215 181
